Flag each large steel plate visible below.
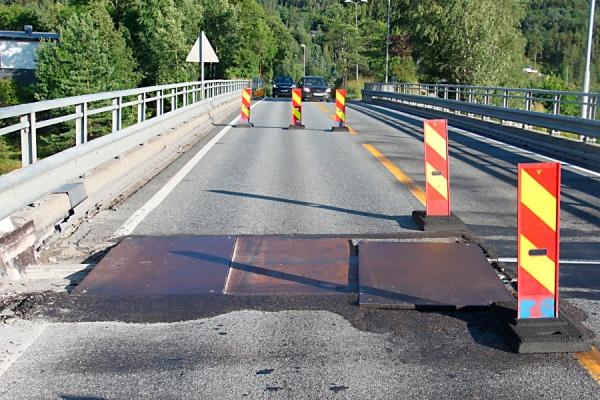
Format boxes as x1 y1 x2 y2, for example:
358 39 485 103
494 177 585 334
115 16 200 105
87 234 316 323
224 236 358 295
358 241 514 309
72 236 235 295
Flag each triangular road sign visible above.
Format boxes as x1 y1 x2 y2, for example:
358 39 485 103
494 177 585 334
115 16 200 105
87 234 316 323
186 31 219 63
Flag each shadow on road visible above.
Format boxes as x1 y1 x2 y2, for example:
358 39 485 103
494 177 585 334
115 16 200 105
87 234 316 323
207 189 420 230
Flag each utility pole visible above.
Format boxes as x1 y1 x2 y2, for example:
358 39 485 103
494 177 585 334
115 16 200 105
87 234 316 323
581 0 596 121
345 0 368 80
385 0 390 83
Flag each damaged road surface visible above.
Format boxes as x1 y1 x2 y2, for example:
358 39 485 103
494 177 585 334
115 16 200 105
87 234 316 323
0 292 599 399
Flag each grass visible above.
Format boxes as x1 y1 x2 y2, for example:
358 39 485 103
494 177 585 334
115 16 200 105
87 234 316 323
0 152 21 175
344 77 374 100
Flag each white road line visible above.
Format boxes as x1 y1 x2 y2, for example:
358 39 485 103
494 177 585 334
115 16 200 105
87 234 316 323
492 257 600 265
111 100 263 238
370 104 600 178
0 321 47 377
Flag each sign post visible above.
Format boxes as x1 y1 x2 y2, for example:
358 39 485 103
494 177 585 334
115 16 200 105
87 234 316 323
186 31 219 100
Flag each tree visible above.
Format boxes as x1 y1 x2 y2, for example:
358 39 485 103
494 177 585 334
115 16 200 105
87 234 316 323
137 0 198 85
410 0 527 87
34 3 141 154
321 4 356 87
0 4 43 31
35 2 140 100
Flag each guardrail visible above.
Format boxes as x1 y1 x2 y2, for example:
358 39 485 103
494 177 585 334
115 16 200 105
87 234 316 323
0 79 249 221
0 79 249 167
363 82 600 140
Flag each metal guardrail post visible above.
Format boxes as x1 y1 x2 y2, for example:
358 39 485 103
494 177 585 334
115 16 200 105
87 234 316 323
156 90 162 116
137 94 145 123
553 94 561 115
75 103 88 145
20 113 36 166
112 97 122 133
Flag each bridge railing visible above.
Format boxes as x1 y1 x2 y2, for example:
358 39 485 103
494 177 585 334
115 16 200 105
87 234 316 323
0 79 249 222
0 80 249 168
363 82 600 141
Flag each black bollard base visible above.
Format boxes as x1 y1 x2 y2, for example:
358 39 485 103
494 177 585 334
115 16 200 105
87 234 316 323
411 210 466 231
491 301 591 353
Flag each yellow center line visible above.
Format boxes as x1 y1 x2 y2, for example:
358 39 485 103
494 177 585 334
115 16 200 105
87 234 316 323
574 347 600 384
316 103 329 112
322 113 356 134
363 144 426 205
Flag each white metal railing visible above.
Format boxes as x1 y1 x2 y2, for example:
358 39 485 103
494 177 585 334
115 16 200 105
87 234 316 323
0 79 249 167
363 82 600 140
364 82 599 120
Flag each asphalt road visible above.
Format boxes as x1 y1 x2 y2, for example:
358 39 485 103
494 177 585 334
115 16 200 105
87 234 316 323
1 97 599 398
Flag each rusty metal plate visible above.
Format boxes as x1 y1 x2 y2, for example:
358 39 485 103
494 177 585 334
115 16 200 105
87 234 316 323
72 236 235 295
358 241 514 309
224 236 358 295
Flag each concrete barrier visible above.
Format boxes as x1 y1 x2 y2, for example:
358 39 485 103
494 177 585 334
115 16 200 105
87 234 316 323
0 93 239 280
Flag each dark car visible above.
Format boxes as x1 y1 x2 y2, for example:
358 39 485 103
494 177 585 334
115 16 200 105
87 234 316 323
272 76 295 97
298 76 331 102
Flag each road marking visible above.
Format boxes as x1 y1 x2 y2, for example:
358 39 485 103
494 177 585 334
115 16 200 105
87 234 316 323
494 258 600 265
363 144 426 205
112 100 264 238
369 104 600 178
316 103 329 112
574 347 600 384
323 112 356 134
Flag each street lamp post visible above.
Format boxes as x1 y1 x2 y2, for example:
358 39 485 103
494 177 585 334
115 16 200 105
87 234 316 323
581 0 596 123
385 0 390 83
300 44 306 76
345 0 368 80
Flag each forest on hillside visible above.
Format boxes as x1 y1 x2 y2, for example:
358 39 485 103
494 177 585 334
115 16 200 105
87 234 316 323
0 0 599 173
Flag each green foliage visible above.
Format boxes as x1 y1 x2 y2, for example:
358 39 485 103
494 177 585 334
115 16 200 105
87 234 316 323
0 78 34 107
136 0 198 85
388 56 418 83
0 4 43 30
522 0 599 89
535 75 581 116
0 78 33 175
33 2 141 157
35 2 140 100
409 0 527 87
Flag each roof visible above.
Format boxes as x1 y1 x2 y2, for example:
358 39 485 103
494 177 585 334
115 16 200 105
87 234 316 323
0 31 59 41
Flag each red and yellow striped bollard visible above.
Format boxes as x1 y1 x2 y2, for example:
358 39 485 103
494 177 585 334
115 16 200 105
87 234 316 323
517 162 561 319
411 119 465 231
424 119 450 216
236 88 253 128
332 89 349 132
288 88 305 130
